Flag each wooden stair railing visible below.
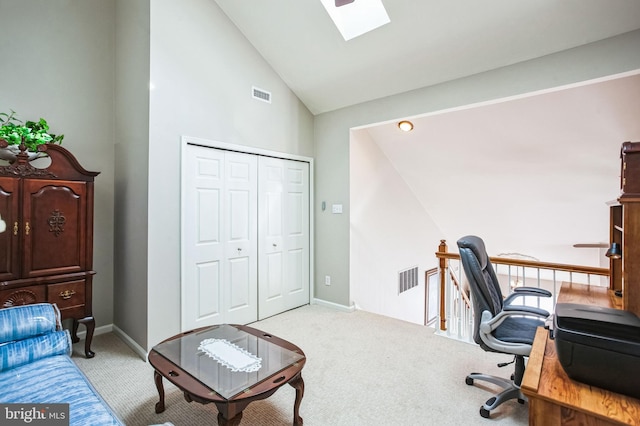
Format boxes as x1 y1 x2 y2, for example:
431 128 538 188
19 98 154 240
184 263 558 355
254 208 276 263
435 239 610 332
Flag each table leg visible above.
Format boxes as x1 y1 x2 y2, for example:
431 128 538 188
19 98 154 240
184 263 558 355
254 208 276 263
154 371 166 414
217 411 242 426
289 373 305 425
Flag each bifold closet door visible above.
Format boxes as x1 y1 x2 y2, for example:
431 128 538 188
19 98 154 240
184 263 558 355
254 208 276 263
183 145 258 330
258 157 310 320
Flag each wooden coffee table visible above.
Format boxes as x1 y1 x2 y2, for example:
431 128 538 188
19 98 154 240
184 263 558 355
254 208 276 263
148 324 306 426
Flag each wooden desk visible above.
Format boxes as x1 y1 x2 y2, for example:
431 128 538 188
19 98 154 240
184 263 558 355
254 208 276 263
521 283 640 425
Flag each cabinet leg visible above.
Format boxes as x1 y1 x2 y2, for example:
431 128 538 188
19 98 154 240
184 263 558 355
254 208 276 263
71 319 80 343
77 316 96 358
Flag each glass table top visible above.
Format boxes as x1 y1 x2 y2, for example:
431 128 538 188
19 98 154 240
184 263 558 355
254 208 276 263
152 324 304 399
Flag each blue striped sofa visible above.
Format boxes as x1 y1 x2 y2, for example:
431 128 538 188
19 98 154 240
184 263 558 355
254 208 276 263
0 303 123 425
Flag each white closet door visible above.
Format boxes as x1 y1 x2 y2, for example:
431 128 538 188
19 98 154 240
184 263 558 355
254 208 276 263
183 145 258 330
258 157 310 319
223 151 258 325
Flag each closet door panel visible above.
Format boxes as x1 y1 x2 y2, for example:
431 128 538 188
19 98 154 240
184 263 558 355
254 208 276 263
258 157 310 320
183 146 225 329
284 162 310 308
223 151 258 325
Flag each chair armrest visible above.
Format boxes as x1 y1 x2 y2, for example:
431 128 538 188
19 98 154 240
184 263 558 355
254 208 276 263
513 286 552 297
504 287 551 305
481 308 548 335
503 304 550 318
478 310 540 356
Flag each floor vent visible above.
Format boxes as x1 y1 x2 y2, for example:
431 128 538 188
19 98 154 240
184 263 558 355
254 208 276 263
252 86 272 103
398 266 419 294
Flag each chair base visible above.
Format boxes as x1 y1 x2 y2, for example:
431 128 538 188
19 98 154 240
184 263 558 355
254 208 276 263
466 372 527 418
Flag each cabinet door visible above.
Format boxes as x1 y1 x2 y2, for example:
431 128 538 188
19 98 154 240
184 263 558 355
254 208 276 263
22 179 87 278
0 177 20 281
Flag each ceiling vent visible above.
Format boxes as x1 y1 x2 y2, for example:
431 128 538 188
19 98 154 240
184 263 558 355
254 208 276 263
252 86 272 104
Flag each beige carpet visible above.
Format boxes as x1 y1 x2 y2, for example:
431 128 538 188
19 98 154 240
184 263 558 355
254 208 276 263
72 305 529 425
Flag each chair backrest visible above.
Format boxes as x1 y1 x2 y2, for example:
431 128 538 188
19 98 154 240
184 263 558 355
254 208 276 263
457 235 505 347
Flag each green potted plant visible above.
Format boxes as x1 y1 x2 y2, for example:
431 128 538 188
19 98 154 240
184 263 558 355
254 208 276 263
0 109 64 162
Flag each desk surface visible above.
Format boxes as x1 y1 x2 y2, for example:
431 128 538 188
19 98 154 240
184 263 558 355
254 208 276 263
521 283 640 425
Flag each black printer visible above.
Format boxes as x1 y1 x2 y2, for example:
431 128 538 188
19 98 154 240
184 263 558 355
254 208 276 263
551 303 640 399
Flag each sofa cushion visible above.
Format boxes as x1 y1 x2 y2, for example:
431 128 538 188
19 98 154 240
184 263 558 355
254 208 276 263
0 354 123 425
0 303 61 343
0 330 71 372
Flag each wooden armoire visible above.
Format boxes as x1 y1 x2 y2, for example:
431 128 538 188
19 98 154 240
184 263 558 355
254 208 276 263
611 141 640 318
0 142 99 358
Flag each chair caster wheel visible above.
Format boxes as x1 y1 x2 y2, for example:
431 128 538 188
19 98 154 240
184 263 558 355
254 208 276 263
465 377 474 385
480 407 490 418
518 398 525 404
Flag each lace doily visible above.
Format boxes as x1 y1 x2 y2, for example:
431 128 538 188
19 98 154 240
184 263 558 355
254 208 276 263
198 338 262 372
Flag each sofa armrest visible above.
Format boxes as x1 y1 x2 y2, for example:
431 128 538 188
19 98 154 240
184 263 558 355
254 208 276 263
0 330 71 372
0 303 62 344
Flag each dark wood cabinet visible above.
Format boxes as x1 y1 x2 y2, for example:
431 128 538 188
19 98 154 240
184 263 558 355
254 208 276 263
613 141 640 318
0 143 99 357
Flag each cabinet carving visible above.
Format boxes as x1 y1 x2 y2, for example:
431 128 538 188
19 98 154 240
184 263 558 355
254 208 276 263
0 142 99 357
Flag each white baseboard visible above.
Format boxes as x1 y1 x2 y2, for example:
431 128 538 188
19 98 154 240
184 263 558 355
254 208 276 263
312 298 355 312
73 322 148 361
112 324 148 361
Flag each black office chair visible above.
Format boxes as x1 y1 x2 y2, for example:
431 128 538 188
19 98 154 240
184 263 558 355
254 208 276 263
457 235 551 418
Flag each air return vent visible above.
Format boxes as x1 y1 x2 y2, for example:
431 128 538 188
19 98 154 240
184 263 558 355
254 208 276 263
252 86 272 103
398 266 419 294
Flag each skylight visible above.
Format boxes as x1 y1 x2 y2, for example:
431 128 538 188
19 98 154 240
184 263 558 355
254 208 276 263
319 0 390 41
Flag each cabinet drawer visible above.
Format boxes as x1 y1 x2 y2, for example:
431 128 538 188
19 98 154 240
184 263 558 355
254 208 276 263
0 285 47 308
47 280 85 310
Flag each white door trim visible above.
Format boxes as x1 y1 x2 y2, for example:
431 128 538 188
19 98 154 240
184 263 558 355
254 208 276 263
180 136 314 330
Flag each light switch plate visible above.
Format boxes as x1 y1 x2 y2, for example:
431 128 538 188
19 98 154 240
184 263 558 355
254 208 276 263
332 204 343 214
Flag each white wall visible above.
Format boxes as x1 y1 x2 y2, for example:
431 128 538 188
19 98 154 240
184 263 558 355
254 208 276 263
350 130 442 324
0 0 116 328
146 0 314 350
366 73 640 269
315 30 640 308
114 0 150 349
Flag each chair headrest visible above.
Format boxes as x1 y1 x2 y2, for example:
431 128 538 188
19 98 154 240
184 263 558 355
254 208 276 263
457 235 488 270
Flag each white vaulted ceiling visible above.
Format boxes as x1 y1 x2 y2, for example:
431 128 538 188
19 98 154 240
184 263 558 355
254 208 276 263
214 0 640 114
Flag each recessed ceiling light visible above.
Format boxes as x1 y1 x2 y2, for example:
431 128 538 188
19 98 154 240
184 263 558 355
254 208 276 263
398 120 414 132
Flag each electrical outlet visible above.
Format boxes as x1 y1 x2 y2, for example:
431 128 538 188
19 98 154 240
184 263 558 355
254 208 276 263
325 275 331 286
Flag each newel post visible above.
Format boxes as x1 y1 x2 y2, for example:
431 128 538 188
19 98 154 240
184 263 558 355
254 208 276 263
438 239 448 331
